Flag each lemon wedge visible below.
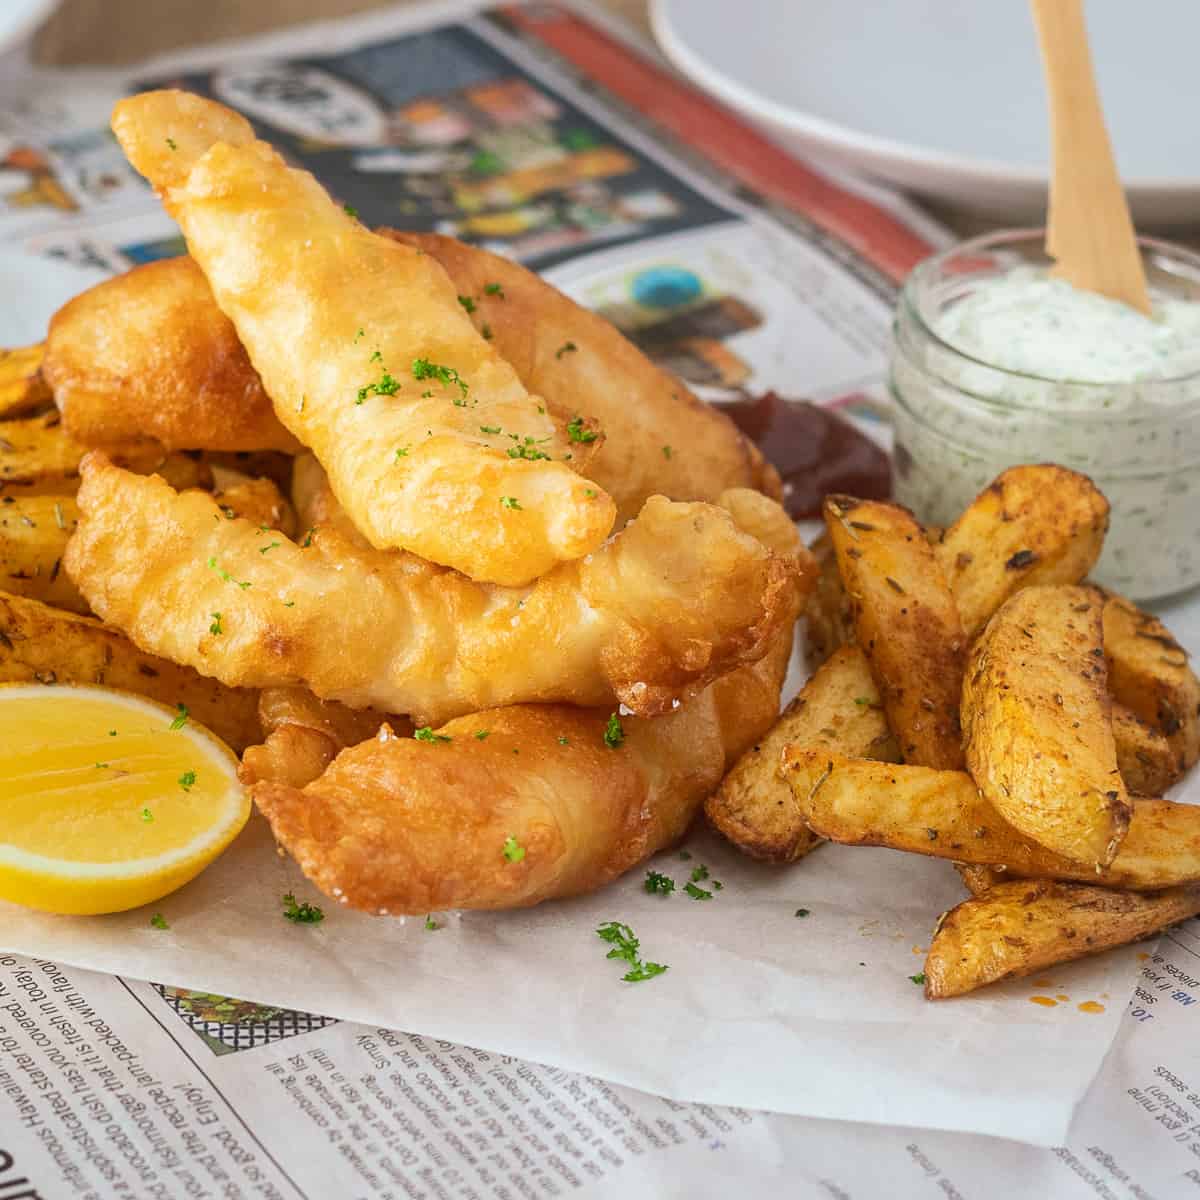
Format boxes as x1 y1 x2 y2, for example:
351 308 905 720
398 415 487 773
0 684 250 914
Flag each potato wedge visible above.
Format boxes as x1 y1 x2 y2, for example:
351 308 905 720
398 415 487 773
804 531 854 667
783 750 1200 891
963 585 1130 867
934 465 1109 640
705 645 900 862
0 591 259 751
954 863 1007 897
211 476 297 538
0 492 85 612
825 495 965 769
1113 702 1181 795
1103 590 1200 775
0 344 51 418
924 878 1200 999
0 413 213 493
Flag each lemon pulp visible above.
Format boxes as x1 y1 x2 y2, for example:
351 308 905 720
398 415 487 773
0 684 250 914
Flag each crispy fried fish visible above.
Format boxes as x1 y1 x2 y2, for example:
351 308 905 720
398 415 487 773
247 623 795 914
67 454 798 724
111 90 614 586
385 232 781 524
44 256 298 453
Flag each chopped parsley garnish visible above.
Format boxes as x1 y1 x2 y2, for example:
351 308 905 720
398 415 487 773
354 327 365 342
690 864 710 883
395 446 410 461
150 913 169 930
169 703 189 731
369 349 383 363
178 770 196 792
95 762 109 769
475 730 491 740
596 922 667 983
644 870 675 896
282 892 325 925
909 973 926 986
141 807 154 823
343 204 359 218
566 416 598 444
795 908 810 918
301 528 315 548
603 713 625 749
853 696 874 707
413 726 451 744
209 612 224 635
458 294 477 314
678 849 692 861
357 367 401 404
557 736 570 746
585 488 597 498
481 323 493 340
684 882 712 901
479 424 502 435
425 915 440 931
412 358 468 400
259 541 281 555
555 341 578 359
502 835 526 863
662 445 673 459
207 558 251 589
483 282 504 297
108 730 117 737
507 434 551 461
500 496 522 510
165 137 177 151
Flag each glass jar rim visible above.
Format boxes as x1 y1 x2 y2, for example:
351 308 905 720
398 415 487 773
902 227 1200 405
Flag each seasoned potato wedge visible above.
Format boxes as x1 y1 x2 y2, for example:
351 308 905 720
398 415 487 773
954 863 1007 897
1113 702 1182 796
705 645 900 863
210 476 297 538
782 750 1200 891
963 585 1130 867
0 344 51 418
0 492 85 612
0 591 260 751
924 878 1200 999
934 465 1109 639
0 413 212 493
804 531 854 667
1103 591 1200 775
825 495 965 769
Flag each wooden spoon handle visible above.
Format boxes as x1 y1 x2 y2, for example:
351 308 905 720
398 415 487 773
1031 0 1150 314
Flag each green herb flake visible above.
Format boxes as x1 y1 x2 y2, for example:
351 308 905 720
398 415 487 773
169 703 189 731
357 368 401 404
483 282 504 297
301 528 315 548
503 835 526 863
644 870 675 897
795 908 810 918
596 921 667 983
141 807 154 823
507 434 552 461
343 203 359 219
412 357 468 400
95 762 109 769
425 915 440 931
413 726 451 744
585 488 597 498
474 729 491 740
178 770 196 792
209 612 223 636
165 137 178 151
603 712 625 749
690 864 710 883
108 730 117 737
557 736 570 746
395 446 410 461
458 294 477 314
566 416 598 444
259 541 281 556
207 557 251 590
662 445 673 459
481 323 493 341
479 424 502 435
500 496 522 510
555 341 578 360
150 913 170 930
282 892 325 925
684 881 712 901
853 696 874 707
909 973 926 986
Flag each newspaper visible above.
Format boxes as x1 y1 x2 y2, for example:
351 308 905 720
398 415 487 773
0 1 1197 1194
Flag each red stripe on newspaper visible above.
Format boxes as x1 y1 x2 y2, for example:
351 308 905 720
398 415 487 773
499 4 933 282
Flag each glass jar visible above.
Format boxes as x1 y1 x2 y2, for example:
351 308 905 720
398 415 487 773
889 229 1200 601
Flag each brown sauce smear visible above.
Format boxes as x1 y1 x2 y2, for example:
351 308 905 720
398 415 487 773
722 391 891 518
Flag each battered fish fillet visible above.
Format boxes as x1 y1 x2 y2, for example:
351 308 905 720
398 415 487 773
66 454 798 724
111 90 615 586
385 232 781 524
246 626 795 914
43 257 298 453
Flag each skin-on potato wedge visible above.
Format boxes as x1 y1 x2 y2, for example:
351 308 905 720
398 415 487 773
1103 590 1200 775
804 531 854 668
782 750 1200 891
0 591 260 751
963 585 1130 868
954 863 1007 897
1113 702 1181 796
0 344 51 419
924 878 1200 999
705 645 900 863
0 411 212 493
933 464 1109 640
825 495 965 769
0 492 85 613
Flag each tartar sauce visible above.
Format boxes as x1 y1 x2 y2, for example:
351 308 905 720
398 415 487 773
890 234 1200 600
